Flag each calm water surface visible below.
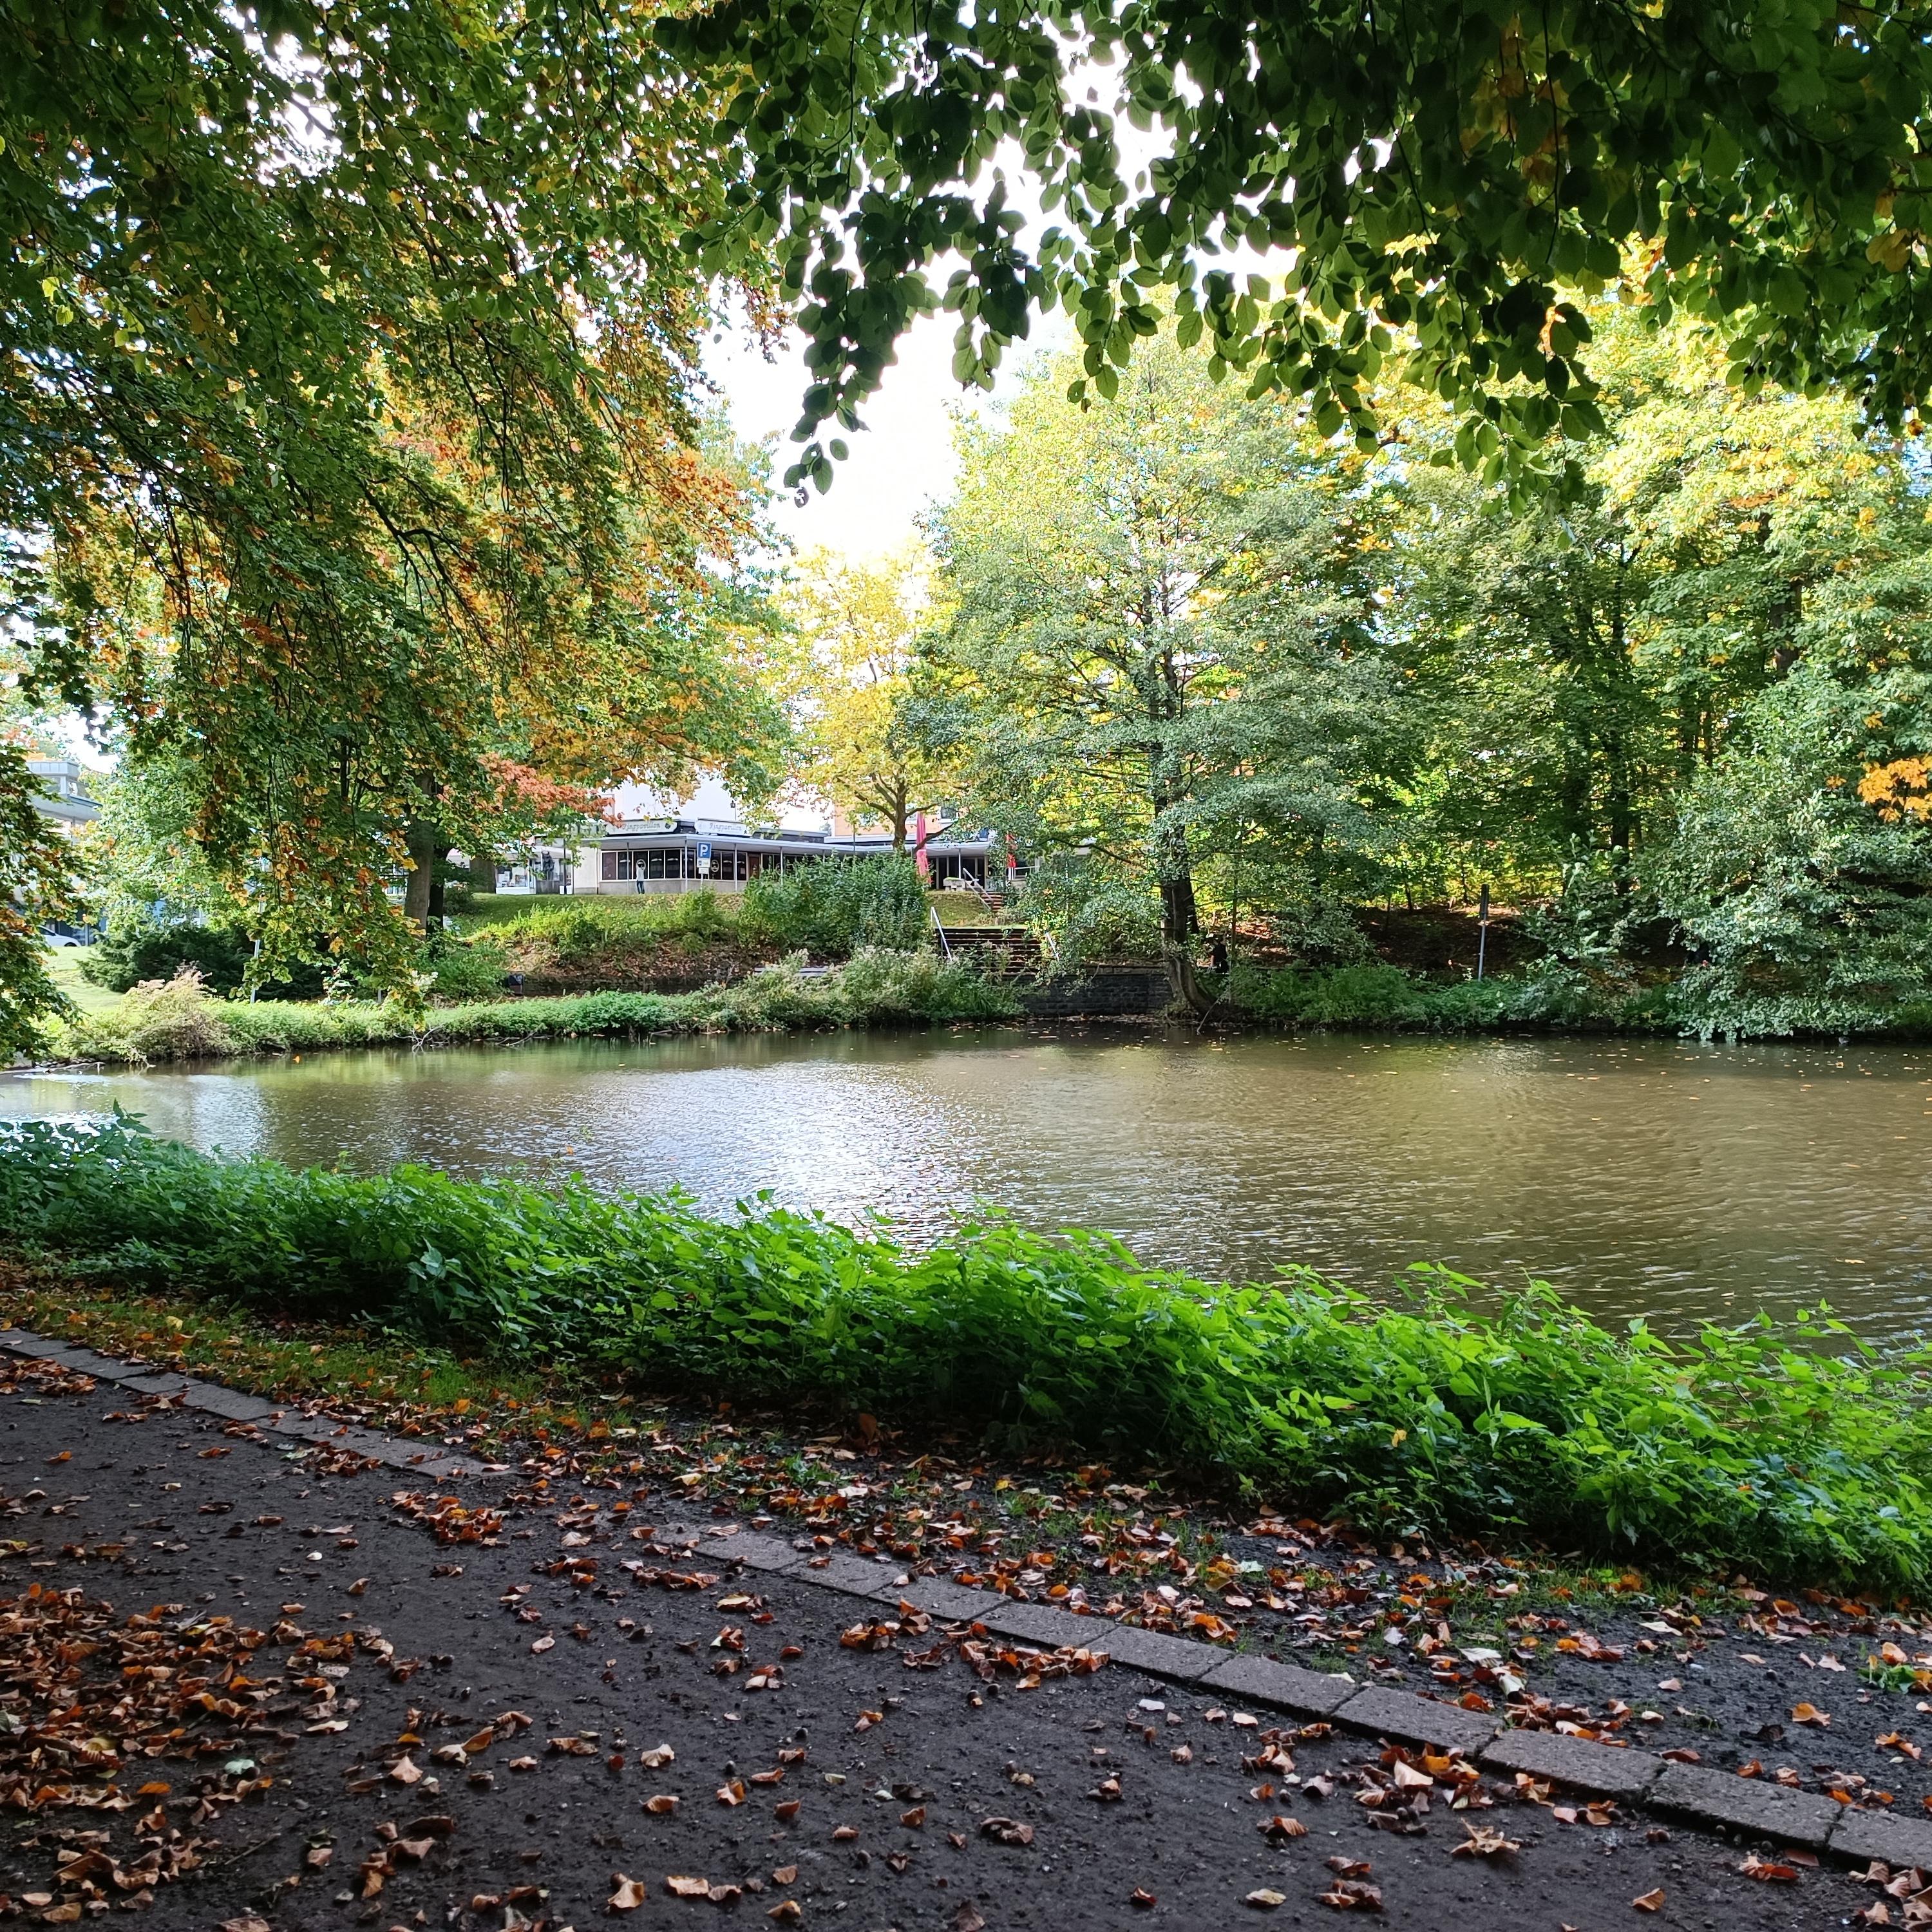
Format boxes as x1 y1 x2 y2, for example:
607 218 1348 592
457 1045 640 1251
6 1030 1931 1334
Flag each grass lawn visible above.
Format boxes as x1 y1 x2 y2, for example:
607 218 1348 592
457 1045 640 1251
42 943 122 1015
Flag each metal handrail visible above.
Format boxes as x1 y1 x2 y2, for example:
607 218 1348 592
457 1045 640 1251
931 904 954 961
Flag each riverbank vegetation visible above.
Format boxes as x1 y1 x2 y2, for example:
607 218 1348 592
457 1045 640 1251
3 1115 1927 1591
45 950 1018 1066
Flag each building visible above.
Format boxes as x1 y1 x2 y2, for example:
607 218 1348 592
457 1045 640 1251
26 757 100 831
574 815 1013 895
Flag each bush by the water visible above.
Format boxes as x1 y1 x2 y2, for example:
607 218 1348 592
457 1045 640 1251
45 949 1019 1064
5 1114 1929 1590
80 914 327 1000
739 853 931 956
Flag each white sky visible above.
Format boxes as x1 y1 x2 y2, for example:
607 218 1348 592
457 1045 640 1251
704 296 1069 564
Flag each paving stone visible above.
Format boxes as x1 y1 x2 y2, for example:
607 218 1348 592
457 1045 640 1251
978 1599 1092 1649
1092 1623 1220 1683
0 1333 66 1358
182 1384 277 1423
889 1580 1007 1623
48 1348 143 1381
721 1534 804 1573
1828 1808 1932 1870
120 1373 191 1396
1648 1763 1840 1848
266 1415 339 1441
1200 1651 1358 1718
1331 1684 1497 1755
800 1552 896 1596
1479 1730 1663 1797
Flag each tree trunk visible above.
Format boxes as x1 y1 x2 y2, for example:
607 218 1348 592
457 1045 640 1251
403 819 439 928
1159 873 1213 1016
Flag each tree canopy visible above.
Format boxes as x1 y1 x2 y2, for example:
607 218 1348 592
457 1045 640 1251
663 0 1932 497
2 0 785 992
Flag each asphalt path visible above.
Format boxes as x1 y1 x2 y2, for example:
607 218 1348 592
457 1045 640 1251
0 1363 1888 1932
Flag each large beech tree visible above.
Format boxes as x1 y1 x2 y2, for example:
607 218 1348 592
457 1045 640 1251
1 1 785 1002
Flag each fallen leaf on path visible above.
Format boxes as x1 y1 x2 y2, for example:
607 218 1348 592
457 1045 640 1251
1131 1889 1156 1908
1244 1891 1286 1910
1316 1880 1382 1911
768 1904 802 1924
1633 1889 1665 1913
1258 1815 1307 1842
609 1875 648 1910
1327 1858 1372 1879
1793 1703 1831 1727
386 1755 422 1785
773 1800 800 1823
831 1824 858 1842
530 1634 554 1654
1451 1824 1520 1859
901 1806 926 1827
645 1795 679 1815
951 1908 986 1932
980 1817 1034 1846
1741 1856 1801 1883
667 1875 711 1898
772 1866 797 1885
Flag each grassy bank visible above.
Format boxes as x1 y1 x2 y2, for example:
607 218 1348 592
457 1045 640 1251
40 948 1021 1065
5 1115 1930 1591
1223 958 1932 1038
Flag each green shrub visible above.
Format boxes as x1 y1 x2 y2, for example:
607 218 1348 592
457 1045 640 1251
424 933 511 1003
739 855 930 956
6 1114 1932 1589
80 915 325 999
57 970 239 1063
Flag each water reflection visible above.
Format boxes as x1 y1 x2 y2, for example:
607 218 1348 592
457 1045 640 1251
6 1030 1931 1334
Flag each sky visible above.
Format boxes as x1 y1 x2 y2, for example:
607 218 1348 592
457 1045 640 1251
702 296 1070 565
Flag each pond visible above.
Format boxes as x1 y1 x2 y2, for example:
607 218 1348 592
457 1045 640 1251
6 1029 1931 1336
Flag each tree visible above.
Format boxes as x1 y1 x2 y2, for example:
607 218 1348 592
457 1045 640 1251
784 547 957 851
1 1 786 1001
665 0 1932 500
1389 307 1930 898
928 335 1405 1009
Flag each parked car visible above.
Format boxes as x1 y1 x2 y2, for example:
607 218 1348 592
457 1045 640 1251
40 922 100 947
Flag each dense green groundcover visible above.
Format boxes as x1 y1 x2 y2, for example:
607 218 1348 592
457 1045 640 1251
5 1118 1931 1591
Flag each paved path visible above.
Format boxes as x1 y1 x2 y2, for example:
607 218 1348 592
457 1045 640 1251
0 1336 1911 1930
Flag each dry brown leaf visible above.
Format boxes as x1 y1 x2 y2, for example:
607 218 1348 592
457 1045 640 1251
1316 1880 1383 1911
644 1795 679 1816
901 1806 926 1828
980 1817 1034 1846
1451 1824 1520 1859
772 1866 797 1886
639 1744 675 1770
1245 1891 1287 1910
1741 1855 1801 1883
1132 1889 1157 1908
1633 1889 1666 1913
1792 1702 1831 1727
768 1904 802 1924
667 1875 711 1898
609 1875 649 1911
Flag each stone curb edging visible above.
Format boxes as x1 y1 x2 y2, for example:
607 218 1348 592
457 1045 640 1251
4 1327 1927 1875
0 1329 486 1483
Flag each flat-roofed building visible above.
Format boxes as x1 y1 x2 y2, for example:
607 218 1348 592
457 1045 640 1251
575 817 1012 895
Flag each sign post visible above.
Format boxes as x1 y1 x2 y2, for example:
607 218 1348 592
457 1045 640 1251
696 840 712 879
